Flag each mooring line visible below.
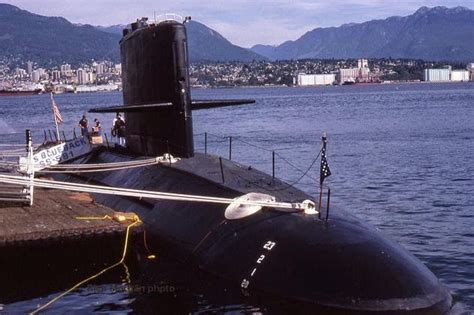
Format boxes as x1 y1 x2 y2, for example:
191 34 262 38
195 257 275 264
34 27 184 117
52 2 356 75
0 174 314 211
30 217 141 315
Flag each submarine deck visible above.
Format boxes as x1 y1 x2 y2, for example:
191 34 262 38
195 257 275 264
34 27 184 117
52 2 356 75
173 153 311 201
89 150 314 203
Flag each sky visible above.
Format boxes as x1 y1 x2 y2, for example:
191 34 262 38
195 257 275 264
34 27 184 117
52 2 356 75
3 0 474 47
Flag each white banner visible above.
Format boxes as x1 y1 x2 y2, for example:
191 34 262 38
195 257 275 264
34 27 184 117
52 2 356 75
20 138 92 171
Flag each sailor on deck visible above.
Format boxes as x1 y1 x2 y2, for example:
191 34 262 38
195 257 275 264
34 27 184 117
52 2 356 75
112 113 126 146
78 115 89 138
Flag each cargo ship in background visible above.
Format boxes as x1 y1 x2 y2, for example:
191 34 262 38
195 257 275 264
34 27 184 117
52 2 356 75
0 88 42 96
58 15 452 314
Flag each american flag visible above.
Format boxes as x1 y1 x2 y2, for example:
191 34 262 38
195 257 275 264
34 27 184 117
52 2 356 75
51 94 64 124
320 136 331 184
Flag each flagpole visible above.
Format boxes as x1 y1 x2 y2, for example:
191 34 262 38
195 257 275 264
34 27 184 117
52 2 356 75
318 132 329 216
51 93 61 143
318 136 325 216
318 182 323 218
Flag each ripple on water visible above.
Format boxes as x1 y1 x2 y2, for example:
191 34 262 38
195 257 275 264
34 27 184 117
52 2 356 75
1 84 474 312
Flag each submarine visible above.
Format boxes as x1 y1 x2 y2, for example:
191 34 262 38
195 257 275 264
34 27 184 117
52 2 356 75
70 16 451 313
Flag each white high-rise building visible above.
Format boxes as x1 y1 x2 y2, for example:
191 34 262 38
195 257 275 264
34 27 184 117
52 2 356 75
77 68 88 85
61 64 72 76
358 59 369 69
95 63 104 75
52 70 61 82
31 70 41 82
15 68 26 78
26 61 33 74
115 64 122 75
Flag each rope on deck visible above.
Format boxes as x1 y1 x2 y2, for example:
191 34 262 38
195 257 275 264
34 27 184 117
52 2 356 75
0 155 178 173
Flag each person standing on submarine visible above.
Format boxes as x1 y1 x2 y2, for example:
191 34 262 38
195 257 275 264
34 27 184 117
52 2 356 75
78 114 89 139
112 113 126 146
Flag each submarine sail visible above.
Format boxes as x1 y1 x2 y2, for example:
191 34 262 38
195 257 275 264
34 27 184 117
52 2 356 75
77 16 452 313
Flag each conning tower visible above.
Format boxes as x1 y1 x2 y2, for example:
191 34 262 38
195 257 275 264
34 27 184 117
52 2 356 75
122 19 193 157
91 17 253 158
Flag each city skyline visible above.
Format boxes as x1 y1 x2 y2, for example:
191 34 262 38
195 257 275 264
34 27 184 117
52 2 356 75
2 0 474 47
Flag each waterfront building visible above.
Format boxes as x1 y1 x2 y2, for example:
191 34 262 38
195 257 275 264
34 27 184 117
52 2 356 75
31 70 41 82
87 72 95 83
450 70 470 82
15 68 26 78
468 63 474 81
338 58 370 84
115 64 122 75
52 70 61 83
423 69 450 82
297 73 336 86
77 68 88 85
37 68 45 77
358 59 369 69
338 68 359 84
26 61 33 74
95 63 104 75
60 64 72 77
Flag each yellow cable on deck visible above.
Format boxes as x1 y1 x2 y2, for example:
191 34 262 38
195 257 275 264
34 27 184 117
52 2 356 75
30 215 141 315
75 215 113 220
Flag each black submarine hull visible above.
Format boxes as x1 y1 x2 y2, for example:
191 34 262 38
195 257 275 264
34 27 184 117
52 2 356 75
71 150 451 313
76 17 452 313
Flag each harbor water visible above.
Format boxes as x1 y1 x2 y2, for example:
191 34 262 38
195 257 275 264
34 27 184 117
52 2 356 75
1 82 473 313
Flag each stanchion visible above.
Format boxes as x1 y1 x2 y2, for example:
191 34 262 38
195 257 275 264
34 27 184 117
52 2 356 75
104 133 110 149
219 157 225 183
26 129 34 206
326 187 331 222
272 151 275 181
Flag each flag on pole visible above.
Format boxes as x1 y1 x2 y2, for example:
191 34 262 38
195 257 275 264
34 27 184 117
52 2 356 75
51 93 64 124
320 135 331 184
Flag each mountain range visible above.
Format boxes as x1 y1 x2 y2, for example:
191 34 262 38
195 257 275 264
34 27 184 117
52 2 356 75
0 3 120 65
96 21 265 62
0 3 473 66
251 6 474 61
0 3 263 66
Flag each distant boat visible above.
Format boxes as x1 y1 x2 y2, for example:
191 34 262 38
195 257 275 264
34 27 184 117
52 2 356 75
0 89 42 96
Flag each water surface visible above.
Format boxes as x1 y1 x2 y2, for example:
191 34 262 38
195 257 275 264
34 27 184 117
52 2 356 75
1 82 473 313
